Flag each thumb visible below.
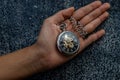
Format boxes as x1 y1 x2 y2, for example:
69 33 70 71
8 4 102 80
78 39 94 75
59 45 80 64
50 7 75 24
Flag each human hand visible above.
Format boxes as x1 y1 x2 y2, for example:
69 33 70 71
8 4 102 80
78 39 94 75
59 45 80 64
34 1 110 71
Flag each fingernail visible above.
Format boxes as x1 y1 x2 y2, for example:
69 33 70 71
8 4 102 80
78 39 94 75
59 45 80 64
104 3 111 8
70 7 75 11
105 12 109 17
95 1 102 6
101 29 105 34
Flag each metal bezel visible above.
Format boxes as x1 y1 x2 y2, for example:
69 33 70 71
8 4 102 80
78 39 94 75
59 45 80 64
57 31 80 55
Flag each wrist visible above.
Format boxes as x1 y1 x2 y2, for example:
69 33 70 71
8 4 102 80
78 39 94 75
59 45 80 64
29 43 50 73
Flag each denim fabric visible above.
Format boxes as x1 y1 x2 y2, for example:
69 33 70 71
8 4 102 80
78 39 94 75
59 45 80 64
0 0 120 80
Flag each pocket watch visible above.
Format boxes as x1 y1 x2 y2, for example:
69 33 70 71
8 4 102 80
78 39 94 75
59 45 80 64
57 23 80 55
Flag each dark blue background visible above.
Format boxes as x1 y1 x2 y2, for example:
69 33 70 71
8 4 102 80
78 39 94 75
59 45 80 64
0 0 120 80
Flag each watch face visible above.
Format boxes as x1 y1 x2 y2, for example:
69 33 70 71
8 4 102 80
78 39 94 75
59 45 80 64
57 31 80 55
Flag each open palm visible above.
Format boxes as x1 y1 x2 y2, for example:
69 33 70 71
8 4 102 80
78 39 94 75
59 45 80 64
36 1 110 70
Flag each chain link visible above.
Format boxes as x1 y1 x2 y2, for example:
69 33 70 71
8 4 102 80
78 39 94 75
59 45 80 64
59 17 88 38
60 23 67 31
69 17 88 38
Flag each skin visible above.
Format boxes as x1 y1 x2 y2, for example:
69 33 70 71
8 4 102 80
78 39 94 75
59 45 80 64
0 1 110 80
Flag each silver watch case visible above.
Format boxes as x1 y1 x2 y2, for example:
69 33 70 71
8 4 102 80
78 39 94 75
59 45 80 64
57 31 80 55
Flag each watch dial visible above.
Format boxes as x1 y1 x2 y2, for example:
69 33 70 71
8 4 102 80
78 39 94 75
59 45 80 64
57 31 80 55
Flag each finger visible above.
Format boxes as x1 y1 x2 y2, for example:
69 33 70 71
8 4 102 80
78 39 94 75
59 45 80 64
48 7 75 24
84 12 109 33
73 1 102 20
80 3 110 26
82 29 105 49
